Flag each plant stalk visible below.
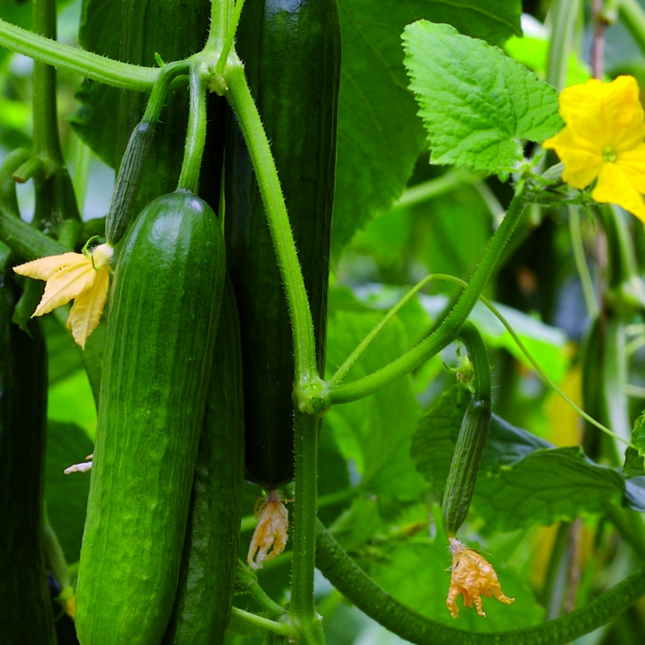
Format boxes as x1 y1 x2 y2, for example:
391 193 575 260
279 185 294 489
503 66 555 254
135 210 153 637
0 18 158 90
328 192 527 405
289 411 325 644
224 55 320 392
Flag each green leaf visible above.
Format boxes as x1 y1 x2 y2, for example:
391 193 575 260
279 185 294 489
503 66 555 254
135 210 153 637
624 411 645 477
323 310 425 508
402 21 563 174
332 0 522 257
68 0 121 167
412 386 642 532
476 448 628 531
365 532 543 632
45 421 93 563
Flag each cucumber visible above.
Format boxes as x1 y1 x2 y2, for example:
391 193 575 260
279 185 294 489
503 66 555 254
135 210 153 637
0 249 56 645
162 282 245 645
117 0 213 212
75 191 226 645
225 0 341 489
441 323 492 537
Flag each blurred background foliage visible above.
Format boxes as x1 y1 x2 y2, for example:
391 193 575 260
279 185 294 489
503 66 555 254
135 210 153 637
2 0 645 643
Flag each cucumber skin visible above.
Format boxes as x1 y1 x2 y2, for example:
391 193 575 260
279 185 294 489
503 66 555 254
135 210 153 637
162 282 245 645
0 261 56 645
441 399 492 537
225 0 341 489
75 191 226 645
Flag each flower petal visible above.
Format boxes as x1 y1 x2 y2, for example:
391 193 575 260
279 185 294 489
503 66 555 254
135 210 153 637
558 76 645 152
33 260 95 316
543 127 604 189
13 252 84 281
592 163 645 223
617 143 645 193
66 266 110 348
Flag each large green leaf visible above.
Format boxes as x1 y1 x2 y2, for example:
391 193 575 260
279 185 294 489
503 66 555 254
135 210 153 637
323 309 425 509
331 0 522 257
412 386 643 532
402 21 562 174
45 421 93 563
68 0 121 167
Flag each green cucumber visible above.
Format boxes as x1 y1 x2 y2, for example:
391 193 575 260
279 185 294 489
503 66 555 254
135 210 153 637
0 250 56 645
162 282 245 645
441 323 492 537
225 0 341 489
75 191 226 645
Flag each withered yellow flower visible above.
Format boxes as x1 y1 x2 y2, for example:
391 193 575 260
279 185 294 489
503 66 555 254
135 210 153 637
247 491 289 571
13 242 114 348
446 538 515 618
543 75 645 222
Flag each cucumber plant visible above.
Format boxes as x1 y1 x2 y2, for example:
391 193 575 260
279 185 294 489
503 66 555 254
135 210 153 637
1 1 645 644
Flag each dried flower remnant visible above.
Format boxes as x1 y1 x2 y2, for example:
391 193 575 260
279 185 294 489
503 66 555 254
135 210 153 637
247 490 289 571
446 538 515 618
64 454 93 474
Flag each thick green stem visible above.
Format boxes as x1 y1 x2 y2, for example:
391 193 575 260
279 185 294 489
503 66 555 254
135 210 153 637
618 0 645 54
0 18 158 90
315 520 645 645
569 208 599 317
32 0 64 171
546 0 582 91
208 0 232 51
230 607 291 638
328 193 527 405
177 65 208 194
290 411 325 644
224 55 320 392
215 0 247 76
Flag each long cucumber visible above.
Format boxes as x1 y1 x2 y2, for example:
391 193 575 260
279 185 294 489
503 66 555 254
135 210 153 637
225 0 341 489
75 191 226 645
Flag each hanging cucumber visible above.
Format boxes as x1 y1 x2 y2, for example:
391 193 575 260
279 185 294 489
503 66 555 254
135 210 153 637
0 249 56 645
162 282 245 645
225 0 341 489
75 191 226 645
442 323 492 537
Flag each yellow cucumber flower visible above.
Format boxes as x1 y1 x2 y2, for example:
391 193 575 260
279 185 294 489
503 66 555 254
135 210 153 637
446 538 515 618
13 242 114 348
543 75 645 222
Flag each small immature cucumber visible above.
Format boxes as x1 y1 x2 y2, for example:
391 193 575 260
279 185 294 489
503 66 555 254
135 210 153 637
76 191 226 645
118 0 212 212
225 0 341 489
441 323 492 537
0 251 56 645
162 282 245 645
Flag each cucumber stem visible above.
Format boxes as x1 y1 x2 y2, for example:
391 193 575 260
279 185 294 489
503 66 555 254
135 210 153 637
207 0 232 51
230 607 292 638
290 411 325 644
618 0 645 55
108 61 190 243
328 192 528 405
177 65 208 195
316 519 645 645
224 55 320 390
0 18 158 91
